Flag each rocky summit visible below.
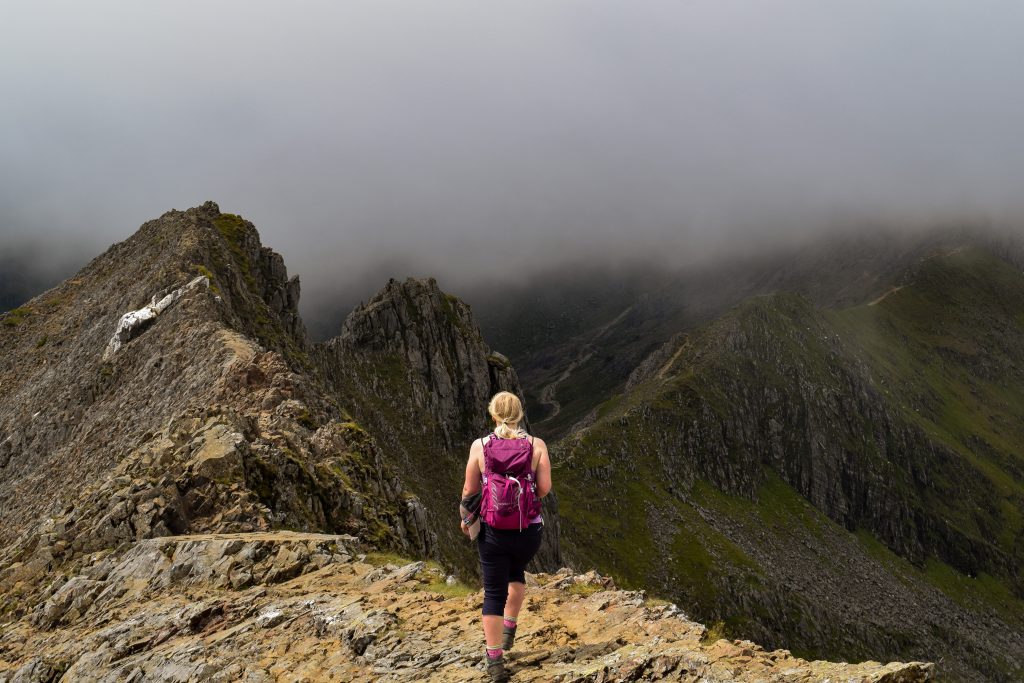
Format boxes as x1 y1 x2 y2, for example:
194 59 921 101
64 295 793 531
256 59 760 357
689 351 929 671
0 204 935 681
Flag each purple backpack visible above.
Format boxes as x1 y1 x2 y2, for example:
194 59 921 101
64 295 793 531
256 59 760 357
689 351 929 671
480 433 542 531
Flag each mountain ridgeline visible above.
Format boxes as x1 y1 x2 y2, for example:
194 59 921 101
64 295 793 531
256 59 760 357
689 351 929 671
0 202 1011 680
0 206 400 598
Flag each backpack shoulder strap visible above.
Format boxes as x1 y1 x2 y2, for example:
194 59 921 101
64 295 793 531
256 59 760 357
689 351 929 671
481 432 497 473
528 435 541 473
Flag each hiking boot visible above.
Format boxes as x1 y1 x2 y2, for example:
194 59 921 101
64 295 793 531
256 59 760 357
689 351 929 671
486 656 510 682
501 624 516 651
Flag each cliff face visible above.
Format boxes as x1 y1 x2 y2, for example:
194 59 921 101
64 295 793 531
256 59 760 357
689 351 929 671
328 277 518 452
596 292 1007 577
317 277 562 575
554 247 1024 681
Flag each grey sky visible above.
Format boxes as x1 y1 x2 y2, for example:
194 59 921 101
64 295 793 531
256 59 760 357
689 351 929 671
2 1 1024 316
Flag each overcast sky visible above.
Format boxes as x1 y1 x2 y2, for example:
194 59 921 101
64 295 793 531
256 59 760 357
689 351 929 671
2 1 1024 316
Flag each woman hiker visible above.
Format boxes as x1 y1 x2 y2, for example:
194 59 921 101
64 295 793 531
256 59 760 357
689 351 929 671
460 391 552 682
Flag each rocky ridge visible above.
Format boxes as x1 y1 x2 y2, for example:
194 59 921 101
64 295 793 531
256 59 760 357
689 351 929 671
0 204 934 680
0 532 933 682
0 203 432 622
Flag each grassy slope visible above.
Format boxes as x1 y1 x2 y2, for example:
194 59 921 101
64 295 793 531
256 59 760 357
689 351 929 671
554 247 1024 681
833 249 1024 553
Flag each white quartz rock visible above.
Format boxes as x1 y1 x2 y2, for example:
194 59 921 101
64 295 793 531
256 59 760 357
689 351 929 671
103 275 209 359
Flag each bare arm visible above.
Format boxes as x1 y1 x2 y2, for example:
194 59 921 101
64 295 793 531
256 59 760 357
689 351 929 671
462 439 483 497
534 437 552 498
460 440 483 536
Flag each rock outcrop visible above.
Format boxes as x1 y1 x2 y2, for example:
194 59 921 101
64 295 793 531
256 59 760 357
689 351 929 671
317 277 562 575
102 274 211 359
329 277 520 450
0 532 934 682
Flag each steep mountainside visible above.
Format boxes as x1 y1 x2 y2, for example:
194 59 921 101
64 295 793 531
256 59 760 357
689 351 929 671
554 246 1024 681
0 203 939 680
0 204 556 591
0 204 434 619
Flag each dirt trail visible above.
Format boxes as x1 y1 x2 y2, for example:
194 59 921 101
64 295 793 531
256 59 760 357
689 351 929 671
868 285 904 306
657 339 688 379
536 305 635 425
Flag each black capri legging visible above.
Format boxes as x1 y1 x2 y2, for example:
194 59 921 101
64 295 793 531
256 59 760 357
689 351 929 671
478 522 544 616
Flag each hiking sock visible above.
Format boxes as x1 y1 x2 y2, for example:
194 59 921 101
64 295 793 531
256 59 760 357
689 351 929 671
502 615 518 650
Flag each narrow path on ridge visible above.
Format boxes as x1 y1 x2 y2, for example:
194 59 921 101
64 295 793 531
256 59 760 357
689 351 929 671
536 304 635 426
868 285 904 306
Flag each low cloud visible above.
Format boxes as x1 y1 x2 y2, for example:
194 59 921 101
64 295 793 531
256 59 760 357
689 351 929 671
3 1 1023 322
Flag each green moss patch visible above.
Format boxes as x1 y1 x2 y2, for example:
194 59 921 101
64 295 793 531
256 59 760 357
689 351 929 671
364 551 414 567
2 306 33 327
566 582 606 597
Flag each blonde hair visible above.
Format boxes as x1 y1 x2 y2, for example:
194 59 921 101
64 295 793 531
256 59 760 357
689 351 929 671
488 391 525 439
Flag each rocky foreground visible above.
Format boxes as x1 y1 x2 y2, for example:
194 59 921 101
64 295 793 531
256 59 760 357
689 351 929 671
0 532 932 682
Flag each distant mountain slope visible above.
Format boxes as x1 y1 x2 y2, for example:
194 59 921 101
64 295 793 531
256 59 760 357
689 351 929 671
553 246 1024 681
474 227 1024 440
0 243 86 315
0 263 36 314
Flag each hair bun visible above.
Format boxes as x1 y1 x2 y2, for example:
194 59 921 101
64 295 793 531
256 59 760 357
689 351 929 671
488 391 525 439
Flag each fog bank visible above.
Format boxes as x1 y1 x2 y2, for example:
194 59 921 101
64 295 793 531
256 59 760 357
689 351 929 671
3 2 1023 321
